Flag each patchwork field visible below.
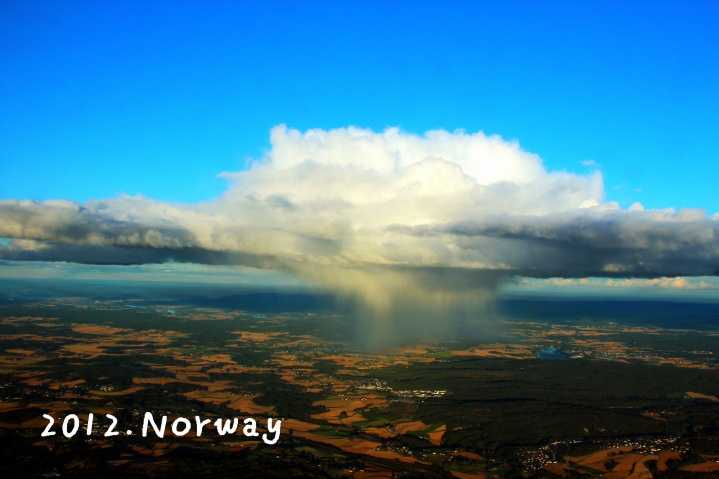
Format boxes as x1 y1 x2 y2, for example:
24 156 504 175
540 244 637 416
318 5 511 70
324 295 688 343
1 292 718 478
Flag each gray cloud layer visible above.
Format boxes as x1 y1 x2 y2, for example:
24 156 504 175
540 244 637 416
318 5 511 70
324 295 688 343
395 209 719 278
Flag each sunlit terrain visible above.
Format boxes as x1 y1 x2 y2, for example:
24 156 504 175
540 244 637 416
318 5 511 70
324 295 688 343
1 280 718 478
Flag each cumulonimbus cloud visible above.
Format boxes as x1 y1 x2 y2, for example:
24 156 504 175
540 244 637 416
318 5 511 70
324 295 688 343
1 125 716 277
2 125 717 343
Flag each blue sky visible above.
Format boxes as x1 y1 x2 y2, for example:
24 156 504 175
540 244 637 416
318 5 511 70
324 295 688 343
1 1 717 210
